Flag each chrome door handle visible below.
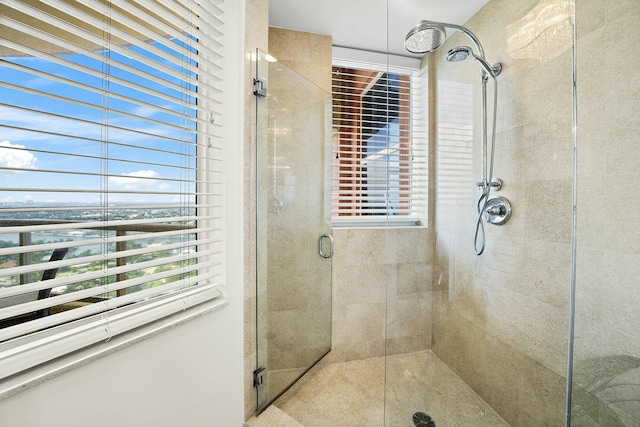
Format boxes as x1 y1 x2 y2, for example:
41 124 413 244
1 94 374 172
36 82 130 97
318 233 334 259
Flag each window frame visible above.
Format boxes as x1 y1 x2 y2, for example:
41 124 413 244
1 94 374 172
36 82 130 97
0 0 235 386
331 49 428 228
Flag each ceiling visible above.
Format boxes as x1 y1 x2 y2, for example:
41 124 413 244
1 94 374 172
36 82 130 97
268 0 490 58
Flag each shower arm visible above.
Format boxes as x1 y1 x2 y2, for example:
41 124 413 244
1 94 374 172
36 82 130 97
438 22 486 59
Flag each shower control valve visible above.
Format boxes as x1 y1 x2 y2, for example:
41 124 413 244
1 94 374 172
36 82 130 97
484 196 512 225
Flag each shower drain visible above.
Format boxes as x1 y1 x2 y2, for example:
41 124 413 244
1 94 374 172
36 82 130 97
412 412 436 427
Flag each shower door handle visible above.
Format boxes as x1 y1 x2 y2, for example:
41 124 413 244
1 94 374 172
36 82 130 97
318 234 334 259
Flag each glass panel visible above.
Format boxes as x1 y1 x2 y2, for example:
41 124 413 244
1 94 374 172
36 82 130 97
571 1 640 425
387 1 575 427
255 49 332 413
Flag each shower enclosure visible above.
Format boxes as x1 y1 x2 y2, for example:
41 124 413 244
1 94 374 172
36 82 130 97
254 49 333 413
401 1 640 425
250 1 640 426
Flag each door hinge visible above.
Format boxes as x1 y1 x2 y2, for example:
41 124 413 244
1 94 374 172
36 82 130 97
253 77 267 97
253 366 266 388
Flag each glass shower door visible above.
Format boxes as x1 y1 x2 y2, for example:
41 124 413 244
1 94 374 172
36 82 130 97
570 1 640 425
255 49 332 413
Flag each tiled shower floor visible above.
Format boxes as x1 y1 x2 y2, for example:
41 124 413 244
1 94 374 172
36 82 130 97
247 351 510 427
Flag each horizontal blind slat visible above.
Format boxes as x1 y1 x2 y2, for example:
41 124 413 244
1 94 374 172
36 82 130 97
0 235 214 279
0 58 202 124
0 225 220 258
0 280 223 344
0 243 223 300
0 249 222 321
0 17 202 103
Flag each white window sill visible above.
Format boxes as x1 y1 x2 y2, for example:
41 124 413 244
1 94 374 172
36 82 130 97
0 298 228 402
331 216 425 228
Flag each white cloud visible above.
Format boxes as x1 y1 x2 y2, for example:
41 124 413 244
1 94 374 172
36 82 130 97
0 140 37 174
109 170 163 190
131 106 160 118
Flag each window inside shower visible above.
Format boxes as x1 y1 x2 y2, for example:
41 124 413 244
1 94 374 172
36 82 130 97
331 63 428 226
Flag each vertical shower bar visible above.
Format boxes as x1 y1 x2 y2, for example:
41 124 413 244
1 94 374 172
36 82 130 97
481 74 488 193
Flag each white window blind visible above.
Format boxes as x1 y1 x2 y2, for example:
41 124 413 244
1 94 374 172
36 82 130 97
0 0 226 379
331 64 428 225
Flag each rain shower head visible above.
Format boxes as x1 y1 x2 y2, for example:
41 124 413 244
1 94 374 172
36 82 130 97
404 21 446 54
405 20 486 57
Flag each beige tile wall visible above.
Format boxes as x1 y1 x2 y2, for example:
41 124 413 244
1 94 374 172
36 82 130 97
268 28 332 93
323 227 434 364
574 0 640 355
385 228 435 355
431 0 574 425
325 228 388 362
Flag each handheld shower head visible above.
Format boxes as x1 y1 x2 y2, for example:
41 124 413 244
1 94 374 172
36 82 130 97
446 46 501 78
445 46 472 62
404 21 446 54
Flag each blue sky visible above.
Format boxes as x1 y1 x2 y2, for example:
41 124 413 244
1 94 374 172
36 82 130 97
0 41 198 206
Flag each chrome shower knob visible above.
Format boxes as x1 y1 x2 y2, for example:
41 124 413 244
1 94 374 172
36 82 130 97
484 196 512 225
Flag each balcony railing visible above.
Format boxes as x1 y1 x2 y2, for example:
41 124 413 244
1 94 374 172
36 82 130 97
0 218 196 310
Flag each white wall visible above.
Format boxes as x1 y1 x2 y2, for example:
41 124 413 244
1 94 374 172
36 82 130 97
0 308 244 427
0 0 246 425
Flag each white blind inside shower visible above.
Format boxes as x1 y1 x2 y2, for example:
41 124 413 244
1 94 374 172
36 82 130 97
331 64 428 225
0 0 227 379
